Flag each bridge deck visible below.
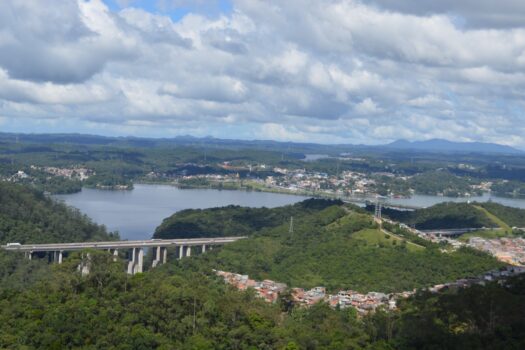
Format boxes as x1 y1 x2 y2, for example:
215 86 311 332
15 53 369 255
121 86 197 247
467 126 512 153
1 236 247 252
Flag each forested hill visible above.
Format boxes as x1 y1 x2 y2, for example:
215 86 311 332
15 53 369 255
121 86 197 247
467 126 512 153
154 199 502 292
377 201 525 230
154 198 344 239
477 202 525 228
0 182 117 244
0 182 117 286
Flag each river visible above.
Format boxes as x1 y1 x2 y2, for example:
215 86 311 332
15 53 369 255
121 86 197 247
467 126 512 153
54 184 308 240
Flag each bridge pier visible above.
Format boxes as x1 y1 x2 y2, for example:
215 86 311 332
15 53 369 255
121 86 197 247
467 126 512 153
78 253 91 276
127 247 144 274
136 248 144 274
113 249 118 262
127 248 136 274
186 246 191 257
152 246 167 268
179 245 184 259
202 244 206 253
58 251 63 264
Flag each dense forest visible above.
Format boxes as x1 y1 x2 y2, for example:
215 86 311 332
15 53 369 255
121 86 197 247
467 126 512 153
0 250 523 349
154 199 344 239
0 182 117 287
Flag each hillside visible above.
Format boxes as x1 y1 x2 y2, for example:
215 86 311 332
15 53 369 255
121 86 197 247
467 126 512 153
386 138 522 154
0 182 117 286
156 200 503 292
477 202 525 228
154 198 345 239
376 202 496 229
378 201 525 233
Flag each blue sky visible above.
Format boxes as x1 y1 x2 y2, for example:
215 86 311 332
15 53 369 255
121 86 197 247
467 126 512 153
103 0 232 21
0 0 524 147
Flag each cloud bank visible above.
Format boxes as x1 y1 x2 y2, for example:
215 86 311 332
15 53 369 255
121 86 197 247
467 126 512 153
0 0 524 147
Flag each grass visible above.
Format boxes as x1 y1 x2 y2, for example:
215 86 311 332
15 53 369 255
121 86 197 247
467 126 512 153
458 229 512 242
352 228 424 252
458 205 518 242
473 205 512 232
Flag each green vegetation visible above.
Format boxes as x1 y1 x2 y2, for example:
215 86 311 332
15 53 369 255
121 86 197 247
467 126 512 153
379 202 496 229
0 182 522 349
3 132 525 197
379 201 525 242
478 202 525 228
157 201 503 292
388 275 525 349
491 180 525 197
408 170 482 197
154 199 343 239
458 229 512 242
473 205 511 231
0 182 117 288
0 249 520 349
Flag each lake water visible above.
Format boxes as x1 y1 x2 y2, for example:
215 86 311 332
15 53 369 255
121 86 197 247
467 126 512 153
54 184 308 240
55 184 525 240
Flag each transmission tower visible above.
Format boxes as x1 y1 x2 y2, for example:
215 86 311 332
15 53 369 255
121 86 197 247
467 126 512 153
374 198 382 220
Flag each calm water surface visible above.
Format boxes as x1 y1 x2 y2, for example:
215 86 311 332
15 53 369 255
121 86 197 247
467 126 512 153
54 184 308 240
55 184 525 240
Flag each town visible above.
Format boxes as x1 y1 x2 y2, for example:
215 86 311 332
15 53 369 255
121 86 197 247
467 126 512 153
168 161 494 199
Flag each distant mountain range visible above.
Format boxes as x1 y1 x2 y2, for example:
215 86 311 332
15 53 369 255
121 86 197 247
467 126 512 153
0 132 522 155
384 139 523 155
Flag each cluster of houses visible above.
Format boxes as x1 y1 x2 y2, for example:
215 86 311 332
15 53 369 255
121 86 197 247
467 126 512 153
216 265 525 315
215 270 286 303
5 166 93 183
292 287 402 314
215 270 405 314
266 169 387 197
468 237 525 265
34 165 93 180
427 266 525 293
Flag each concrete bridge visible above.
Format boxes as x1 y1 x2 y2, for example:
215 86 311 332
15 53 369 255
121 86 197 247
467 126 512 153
1 236 246 275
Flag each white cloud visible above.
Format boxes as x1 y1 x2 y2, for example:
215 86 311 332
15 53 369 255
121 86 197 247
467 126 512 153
0 0 524 147
354 98 382 115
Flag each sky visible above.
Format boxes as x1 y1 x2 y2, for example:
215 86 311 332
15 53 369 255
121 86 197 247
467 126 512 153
0 1 524 147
